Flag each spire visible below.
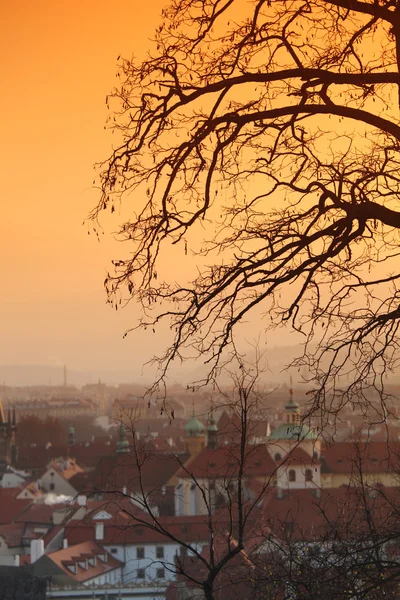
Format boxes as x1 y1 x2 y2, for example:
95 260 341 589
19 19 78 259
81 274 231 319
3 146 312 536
68 426 75 447
7 407 11 429
12 406 16 428
285 378 300 424
207 406 218 450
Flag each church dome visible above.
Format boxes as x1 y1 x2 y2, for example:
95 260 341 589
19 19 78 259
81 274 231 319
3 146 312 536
269 422 317 441
185 415 205 437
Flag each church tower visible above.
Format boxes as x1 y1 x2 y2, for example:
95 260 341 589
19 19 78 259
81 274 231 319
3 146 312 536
184 411 206 456
207 409 218 450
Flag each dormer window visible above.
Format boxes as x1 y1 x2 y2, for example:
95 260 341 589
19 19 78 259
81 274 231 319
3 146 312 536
66 563 76 574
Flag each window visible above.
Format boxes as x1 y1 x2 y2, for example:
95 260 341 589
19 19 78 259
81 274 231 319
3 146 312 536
156 546 164 559
137 568 145 579
110 548 118 554
49 483 55 491
95 523 104 541
274 453 281 462
288 469 296 482
305 469 313 482
136 547 145 559
156 567 165 579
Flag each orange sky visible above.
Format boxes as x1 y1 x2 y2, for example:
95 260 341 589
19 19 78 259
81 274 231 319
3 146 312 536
0 0 310 386
0 0 184 382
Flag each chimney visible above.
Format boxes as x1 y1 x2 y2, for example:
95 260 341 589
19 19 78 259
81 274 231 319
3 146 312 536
63 538 68 549
31 539 45 563
77 495 87 507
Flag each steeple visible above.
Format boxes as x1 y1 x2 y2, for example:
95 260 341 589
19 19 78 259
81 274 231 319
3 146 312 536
207 408 218 450
285 379 300 424
184 408 206 456
116 423 130 454
68 426 75 447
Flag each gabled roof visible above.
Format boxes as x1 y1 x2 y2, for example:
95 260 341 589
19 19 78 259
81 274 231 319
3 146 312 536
258 486 400 542
0 495 32 524
322 441 400 474
175 444 276 479
94 451 187 493
66 514 212 546
44 540 123 583
15 503 57 525
0 522 25 547
278 446 316 466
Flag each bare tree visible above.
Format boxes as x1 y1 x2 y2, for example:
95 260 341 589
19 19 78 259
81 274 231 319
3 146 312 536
92 0 400 414
84 360 280 600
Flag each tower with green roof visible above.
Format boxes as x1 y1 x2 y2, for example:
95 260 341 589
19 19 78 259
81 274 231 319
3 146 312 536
184 411 206 456
268 385 320 460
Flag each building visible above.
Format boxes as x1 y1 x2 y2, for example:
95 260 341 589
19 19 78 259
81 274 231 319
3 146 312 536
0 396 17 469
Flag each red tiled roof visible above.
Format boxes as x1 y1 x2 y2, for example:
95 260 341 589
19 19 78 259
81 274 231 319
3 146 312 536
175 444 276 479
258 486 400 542
322 441 400 474
279 446 316 466
15 503 58 525
17 441 115 471
94 452 187 493
68 471 95 494
0 523 25 547
46 540 123 583
0 497 32 524
65 514 212 546
0 487 25 499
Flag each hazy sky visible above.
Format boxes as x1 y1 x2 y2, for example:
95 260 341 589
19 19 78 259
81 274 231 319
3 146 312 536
0 0 305 385
1 0 180 381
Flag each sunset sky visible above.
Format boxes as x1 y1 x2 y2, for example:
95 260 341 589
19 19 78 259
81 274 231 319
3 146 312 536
1 0 179 383
0 0 307 386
